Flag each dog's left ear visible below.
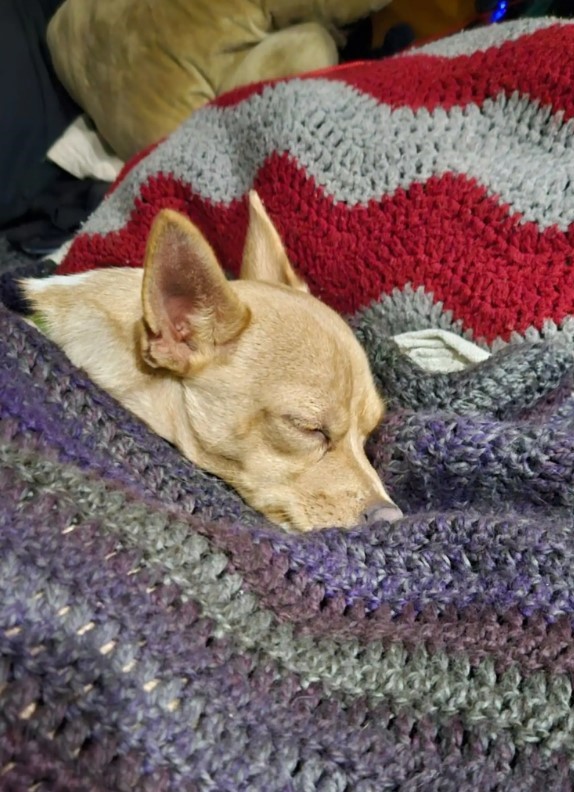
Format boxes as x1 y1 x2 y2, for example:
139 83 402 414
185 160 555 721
240 191 309 292
141 209 251 374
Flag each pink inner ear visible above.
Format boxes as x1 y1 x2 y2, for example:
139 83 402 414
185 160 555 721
163 294 194 341
152 229 200 340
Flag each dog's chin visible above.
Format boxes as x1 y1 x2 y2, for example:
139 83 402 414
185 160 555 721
278 518 360 534
264 507 357 534
243 488 363 534
259 505 319 534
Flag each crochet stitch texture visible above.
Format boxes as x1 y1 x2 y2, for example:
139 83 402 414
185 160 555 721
2 17 574 791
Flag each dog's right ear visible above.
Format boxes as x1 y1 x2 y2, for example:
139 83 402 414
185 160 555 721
240 191 309 292
140 209 251 375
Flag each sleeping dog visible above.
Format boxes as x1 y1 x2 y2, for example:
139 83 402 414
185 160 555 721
23 192 402 531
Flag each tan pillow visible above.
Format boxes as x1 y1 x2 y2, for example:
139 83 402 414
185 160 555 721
47 0 391 161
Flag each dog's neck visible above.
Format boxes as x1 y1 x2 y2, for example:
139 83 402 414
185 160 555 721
113 364 188 451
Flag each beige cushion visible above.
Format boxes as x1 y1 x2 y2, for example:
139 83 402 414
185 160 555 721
47 0 390 160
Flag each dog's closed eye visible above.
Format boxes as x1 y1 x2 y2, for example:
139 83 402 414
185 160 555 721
282 415 331 446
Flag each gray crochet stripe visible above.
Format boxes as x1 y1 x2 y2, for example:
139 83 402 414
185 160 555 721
83 84 574 237
491 315 574 351
4 442 574 757
354 284 574 352
352 283 474 343
409 17 569 57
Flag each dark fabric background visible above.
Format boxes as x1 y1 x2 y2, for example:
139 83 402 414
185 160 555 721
0 0 79 227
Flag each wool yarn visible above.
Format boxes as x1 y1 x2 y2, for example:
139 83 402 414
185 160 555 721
2 17 574 790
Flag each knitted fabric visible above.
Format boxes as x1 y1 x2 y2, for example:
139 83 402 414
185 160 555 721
2 17 574 791
59 17 574 348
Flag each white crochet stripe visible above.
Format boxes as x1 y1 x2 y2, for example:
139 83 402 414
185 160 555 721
406 17 570 58
83 76 574 237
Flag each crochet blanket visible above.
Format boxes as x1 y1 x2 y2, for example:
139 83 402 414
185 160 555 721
2 17 574 790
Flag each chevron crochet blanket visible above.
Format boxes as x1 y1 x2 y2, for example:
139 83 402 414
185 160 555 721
3 16 574 790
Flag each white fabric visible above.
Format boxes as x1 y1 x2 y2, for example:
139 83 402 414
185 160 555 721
45 239 73 266
47 115 124 182
392 328 490 372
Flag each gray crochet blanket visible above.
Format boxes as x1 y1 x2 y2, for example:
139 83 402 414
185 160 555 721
2 17 574 791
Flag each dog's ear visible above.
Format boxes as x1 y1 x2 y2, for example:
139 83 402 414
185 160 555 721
141 209 251 374
240 191 308 291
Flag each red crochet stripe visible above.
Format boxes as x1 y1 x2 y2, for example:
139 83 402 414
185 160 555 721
58 159 574 343
214 25 574 119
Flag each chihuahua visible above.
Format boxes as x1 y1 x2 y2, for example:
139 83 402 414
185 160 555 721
23 192 402 531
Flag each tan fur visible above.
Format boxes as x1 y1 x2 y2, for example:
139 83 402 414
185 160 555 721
23 192 401 531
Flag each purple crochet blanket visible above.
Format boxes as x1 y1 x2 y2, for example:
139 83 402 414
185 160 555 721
2 290 574 789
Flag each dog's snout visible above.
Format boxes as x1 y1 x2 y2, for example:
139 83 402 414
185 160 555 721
362 501 403 525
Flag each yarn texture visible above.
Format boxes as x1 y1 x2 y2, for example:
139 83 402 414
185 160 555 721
2 17 574 790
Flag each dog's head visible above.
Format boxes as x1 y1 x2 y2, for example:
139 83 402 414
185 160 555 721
137 192 401 530
23 192 401 531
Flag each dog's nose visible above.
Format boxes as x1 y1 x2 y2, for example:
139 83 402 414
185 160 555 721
362 501 403 524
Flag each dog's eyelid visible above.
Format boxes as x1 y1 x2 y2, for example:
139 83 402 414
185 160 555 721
311 426 331 447
315 426 331 441
281 414 330 440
